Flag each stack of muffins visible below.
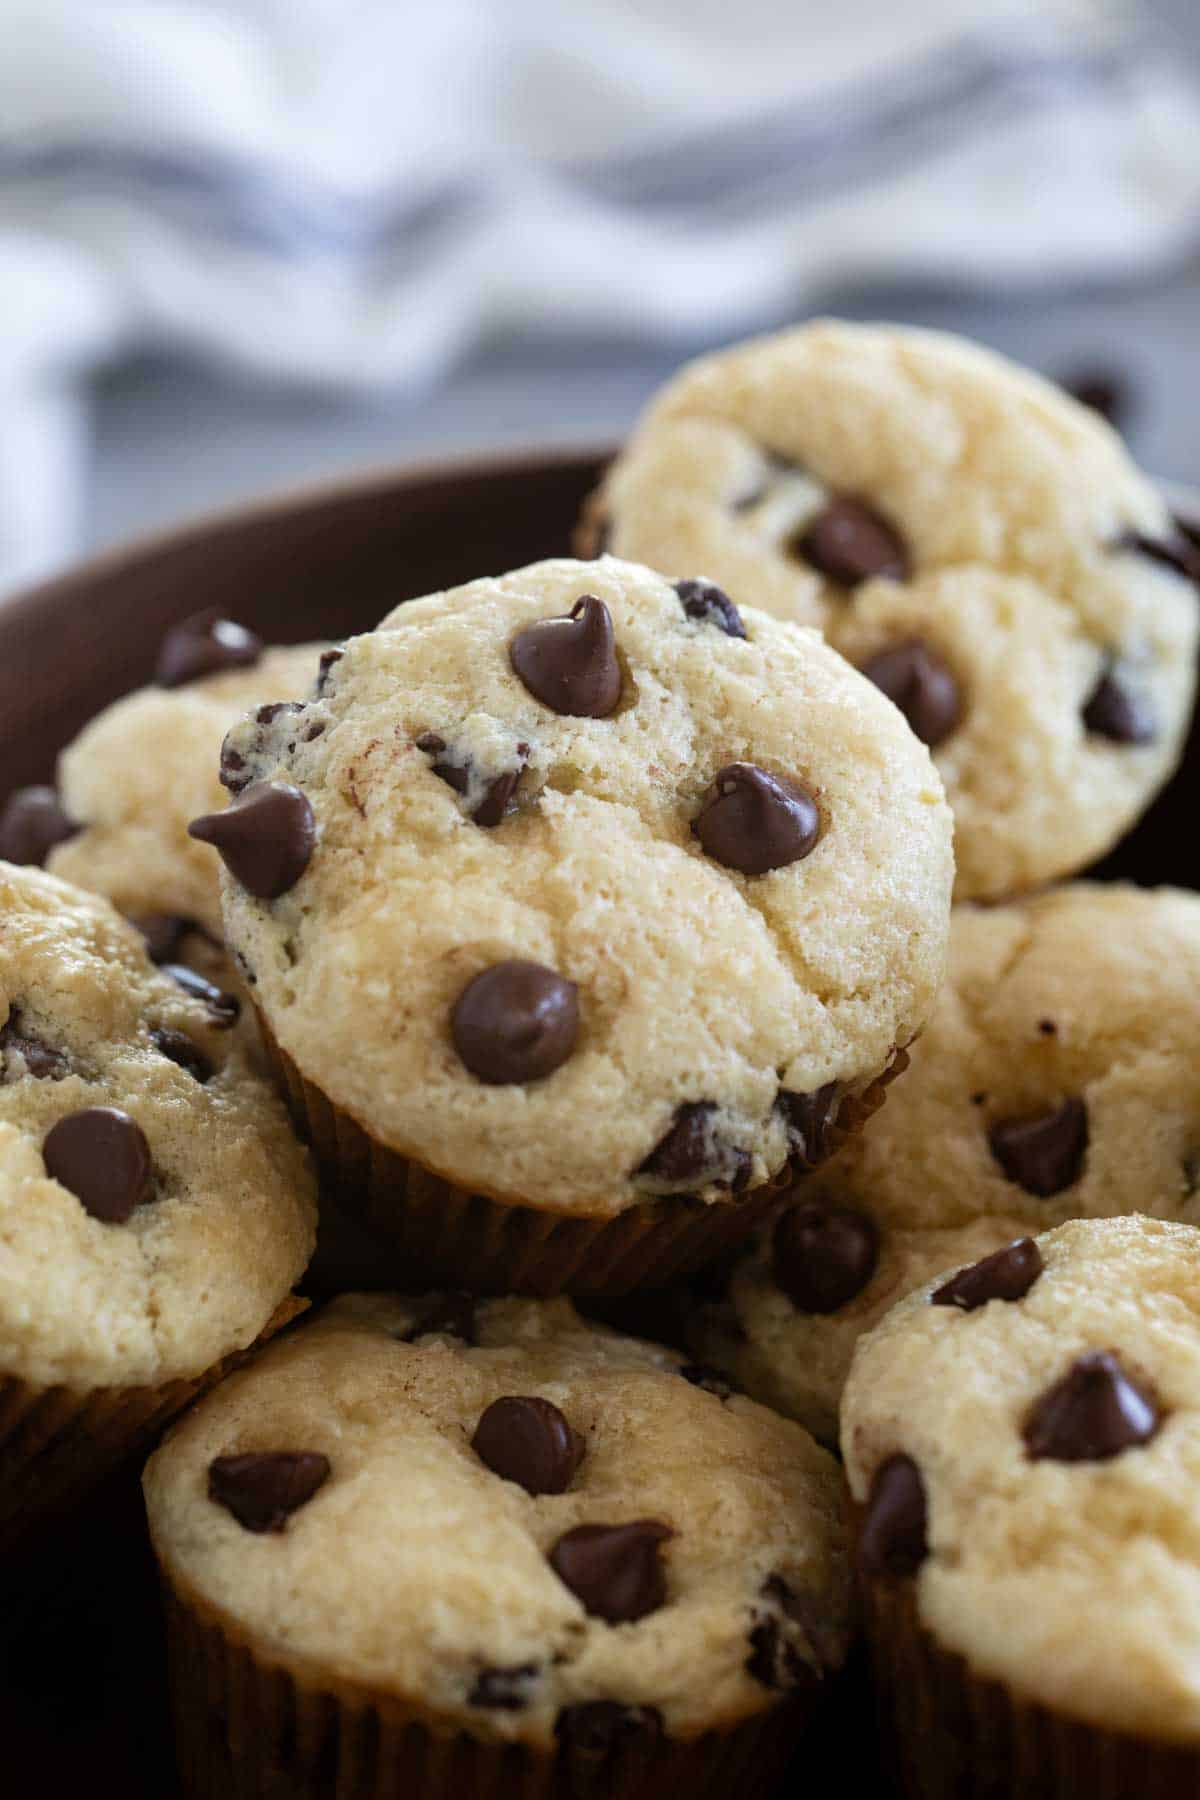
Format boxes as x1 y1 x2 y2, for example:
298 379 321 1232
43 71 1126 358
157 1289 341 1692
2 320 1199 1800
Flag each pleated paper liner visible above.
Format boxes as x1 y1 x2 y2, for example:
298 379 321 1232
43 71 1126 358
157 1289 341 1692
0 1297 305 1556
257 1012 908 1297
861 1569 1200 1800
160 1570 820 1800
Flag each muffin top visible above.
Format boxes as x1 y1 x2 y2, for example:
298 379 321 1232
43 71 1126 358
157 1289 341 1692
209 555 953 1218
0 862 316 1390
587 321 1198 900
32 618 323 941
144 1291 850 1743
683 881 1200 1438
843 1216 1200 1743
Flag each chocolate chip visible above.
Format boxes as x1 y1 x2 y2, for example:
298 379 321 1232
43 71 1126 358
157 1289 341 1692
1038 1019 1057 1036
0 1008 69 1081
417 734 529 827
794 498 910 586
745 1578 826 1692
0 786 80 866
189 780 316 899
635 1101 750 1191
1119 529 1200 588
510 596 622 717
678 1363 735 1400
549 1521 674 1623
451 961 579 1085
159 963 240 1027
133 913 211 965
1082 665 1156 744
555 1702 663 1771
472 768 524 829
860 639 961 748
1061 367 1134 430
401 1293 477 1345
989 1098 1088 1197
218 734 250 794
208 1451 331 1532
472 1396 585 1496
155 610 263 688
467 1664 539 1710
931 1238 1043 1311
746 1618 811 1692
674 579 746 638
43 1107 152 1224
773 1202 879 1313
777 1083 840 1168
858 1454 928 1579
1024 1351 1160 1463
315 647 344 695
692 763 819 876
151 1027 213 1084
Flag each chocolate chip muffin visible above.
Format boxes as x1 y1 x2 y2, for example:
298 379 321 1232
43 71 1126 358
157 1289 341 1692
685 882 1200 1436
202 555 953 1293
582 321 1199 900
0 861 316 1546
0 611 323 965
144 1291 851 1800
843 1215 1200 1797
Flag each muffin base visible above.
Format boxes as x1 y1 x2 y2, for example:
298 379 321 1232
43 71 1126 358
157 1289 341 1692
258 1017 907 1297
161 1571 817 1800
0 1298 305 1554
863 1574 1200 1800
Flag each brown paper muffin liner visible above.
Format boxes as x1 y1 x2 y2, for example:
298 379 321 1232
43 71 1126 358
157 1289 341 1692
0 1297 305 1555
861 1570 1200 1800
160 1569 818 1800
257 1013 907 1297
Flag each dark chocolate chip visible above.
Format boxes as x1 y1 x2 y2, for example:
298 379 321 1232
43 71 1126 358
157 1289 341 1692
1119 529 1200 588
133 913 211 965
0 786 80 867
1038 1019 1057 1036
635 1101 750 1191
218 733 250 794
151 1027 213 1084
1061 367 1134 430
160 963 240 1027
554 1702 663 1770
255 701 303 727
858 1454 928 1579
155 610 263 688
773 1202 879 1314
417 734 529 826
549 1521 674 1623
1082 665 1157 744
467 1664 539 1710
472 1396 585 1496
931 1237 1043 1311
777 1083 840 1167
692 763 819 876
42 1107 152 1224
1024 1351 1160 1463
315 647 344 694
208 1450 331 1532
510 596 622 717
401 1293 477 1345
472 767 524 829
678 1363 735 1400
745 1575 830 1693
0 1008 69 1081
451 961 579 1084
989 1098 1088 1198
674 579 746 639
794 497 910 586
189 780 316 899
859 638 961 748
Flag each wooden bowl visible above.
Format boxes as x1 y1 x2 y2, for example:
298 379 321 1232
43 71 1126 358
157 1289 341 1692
0 448 1196 1797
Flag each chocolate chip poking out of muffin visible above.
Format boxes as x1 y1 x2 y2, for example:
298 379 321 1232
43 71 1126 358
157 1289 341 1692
451 961 579 1084
773 1202 880 1313
510 595 623 717
208 1451 331 1533
1023 1352 1160 1462
931 1238 1043 1310
860 639 961 748
43 1107 153 1224
0 786 80 867
692 764 820 875
988 1098 1088 1197
794 497 910 587
858 1455 928 1578
471 1396 586 1495
550 1521 675 1622
189 780 315 898
155 610 264 689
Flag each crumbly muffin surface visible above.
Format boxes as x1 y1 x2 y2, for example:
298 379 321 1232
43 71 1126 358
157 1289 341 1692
0 863 316 1389
843 1216 1200 1742
215 555 953 1218
145 1292 850 1742
590 321 1198 899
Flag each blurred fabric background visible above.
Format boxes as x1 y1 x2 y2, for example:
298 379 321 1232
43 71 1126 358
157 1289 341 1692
2 0 1199 596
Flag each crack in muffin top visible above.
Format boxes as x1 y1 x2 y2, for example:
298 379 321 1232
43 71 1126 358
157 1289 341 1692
210 557 953 1218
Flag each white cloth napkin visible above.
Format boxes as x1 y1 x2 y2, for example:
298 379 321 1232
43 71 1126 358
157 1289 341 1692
2 0 1200 593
